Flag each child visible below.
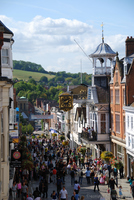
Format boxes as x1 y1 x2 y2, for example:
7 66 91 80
119 185 122 198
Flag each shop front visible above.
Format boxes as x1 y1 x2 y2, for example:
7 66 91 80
127 150 134 177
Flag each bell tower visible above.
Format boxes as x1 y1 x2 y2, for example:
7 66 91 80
89 24 116 89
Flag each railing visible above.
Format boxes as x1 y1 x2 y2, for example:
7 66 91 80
95 67 111 75
81 131 110 141
81 131 97 141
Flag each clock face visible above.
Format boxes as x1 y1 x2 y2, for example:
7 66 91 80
13 151 21 159
59 95 73 111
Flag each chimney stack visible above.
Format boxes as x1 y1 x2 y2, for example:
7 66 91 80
125 36 134 57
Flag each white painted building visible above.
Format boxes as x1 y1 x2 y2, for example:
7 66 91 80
123 104 134 177
0 21 15 200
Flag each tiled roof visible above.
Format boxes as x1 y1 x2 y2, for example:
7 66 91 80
0 20 13 35
90 42 116 57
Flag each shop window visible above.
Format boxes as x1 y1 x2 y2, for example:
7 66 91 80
101 114 106 133
128 135 130 147
110 90 113 103
115 90 119 104
132 137 134 149
127 116 129 129
2 49 9 64
123 116 125 135
111 114 114 131
115 114 120 133
123 89 125 105
131 116 133 130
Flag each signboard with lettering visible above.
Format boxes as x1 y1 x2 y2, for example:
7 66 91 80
10 150 22 168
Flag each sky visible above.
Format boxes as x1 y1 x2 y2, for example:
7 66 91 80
1 0 134 74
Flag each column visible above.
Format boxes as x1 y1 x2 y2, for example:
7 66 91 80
3 106 9 162
113 143 117 157
0 112 1 200
123 147 127 178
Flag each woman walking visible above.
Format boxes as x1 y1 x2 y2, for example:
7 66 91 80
94 174 100 192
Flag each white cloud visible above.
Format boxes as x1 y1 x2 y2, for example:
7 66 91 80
0 15 127 73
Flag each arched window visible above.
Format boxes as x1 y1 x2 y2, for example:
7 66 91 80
95 58 104 67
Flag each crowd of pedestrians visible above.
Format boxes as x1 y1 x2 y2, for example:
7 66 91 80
10 136 127 200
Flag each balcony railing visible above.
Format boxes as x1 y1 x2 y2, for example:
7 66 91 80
95 67 111 75
81 131 110 142
81 131 97 141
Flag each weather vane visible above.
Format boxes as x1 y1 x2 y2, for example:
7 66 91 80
101 22 104 43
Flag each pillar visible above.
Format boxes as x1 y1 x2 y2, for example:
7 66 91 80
0 112 1 200
123 147 127 178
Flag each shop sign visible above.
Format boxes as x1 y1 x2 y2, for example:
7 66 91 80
10 150 22 168
59 92 73 112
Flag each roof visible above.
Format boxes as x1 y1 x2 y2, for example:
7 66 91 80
90 42 116 57
21 112 28 119
20 96 27 99
113 55 124 78
130 102 134 107
0 21 14 36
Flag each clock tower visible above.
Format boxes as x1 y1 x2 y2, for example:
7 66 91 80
89 28 116 89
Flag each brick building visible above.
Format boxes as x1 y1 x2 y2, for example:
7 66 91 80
110 36 134 177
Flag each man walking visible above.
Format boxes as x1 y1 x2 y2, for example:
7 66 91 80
59 185 68 200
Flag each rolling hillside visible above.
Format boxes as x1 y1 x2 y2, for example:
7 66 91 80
13 69 55 81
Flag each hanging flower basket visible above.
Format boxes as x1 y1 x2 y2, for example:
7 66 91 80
62 140 69 146
101 151 114 162
22 159 34 171
59 135 65 141
77 146 86 155
110 157 123 170
52 133 57 137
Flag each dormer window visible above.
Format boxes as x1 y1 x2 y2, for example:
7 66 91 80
2 49 9 64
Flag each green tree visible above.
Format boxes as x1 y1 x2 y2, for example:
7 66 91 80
39 76 48 83
28 78 37 85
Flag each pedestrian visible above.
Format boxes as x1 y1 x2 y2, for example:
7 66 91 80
17 179 21 198
12 181 17 200
94 174 100 192
53 167 57 184
26 194 33 200
73 190 80 200
74 180 80 194
108 177 118 191
70 169 75 185
51 190 58 200
85 167 90 184
100 174 105 185
118 185 122 198
57 176 62 197
33 187 41 199
90 170 95 185
130 181 134 199
80 196 85 200
21 182 28 200
78 168 83 185
59 185 68 200
119 165 124 179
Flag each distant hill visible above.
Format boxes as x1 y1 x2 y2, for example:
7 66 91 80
13 60 92 86
13 60 56 75
13 69 55 81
